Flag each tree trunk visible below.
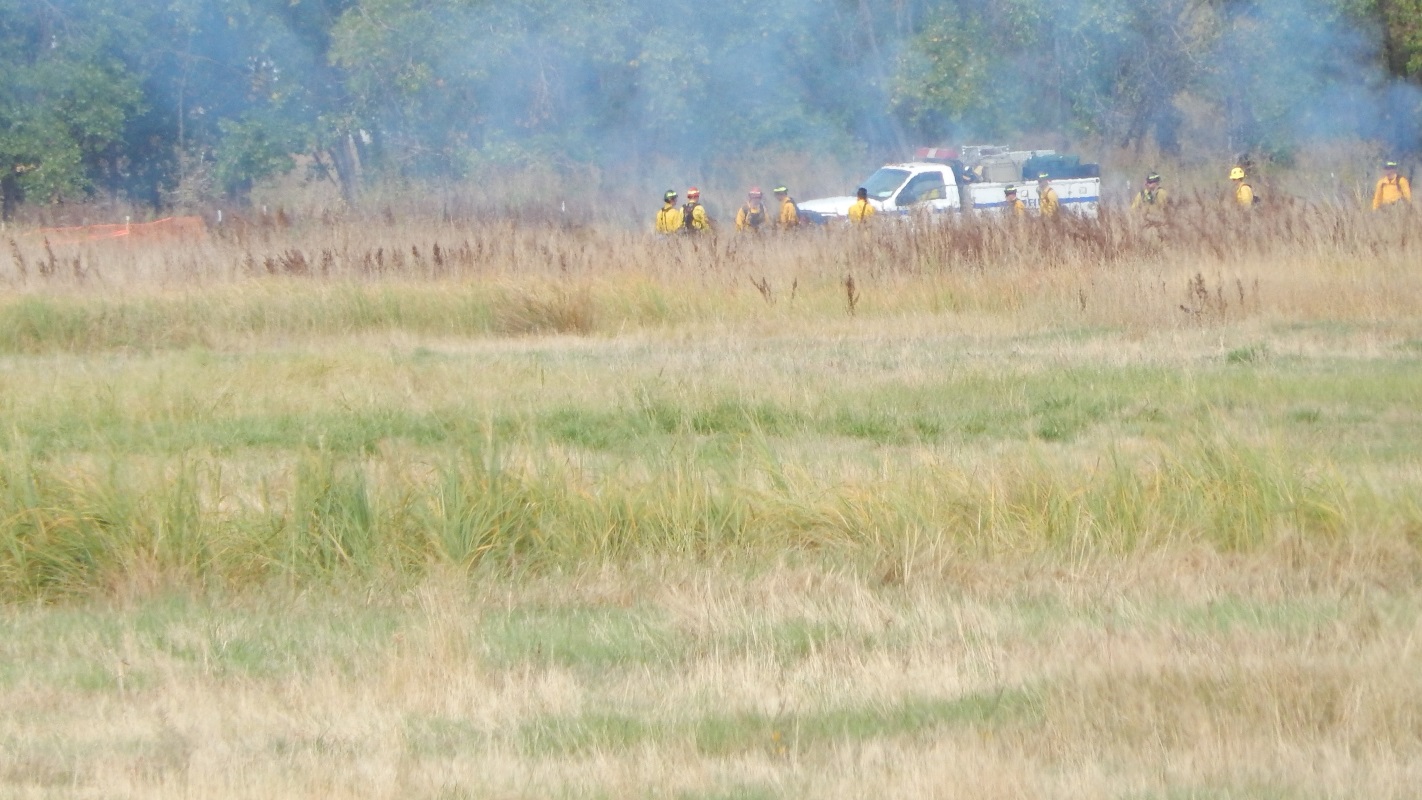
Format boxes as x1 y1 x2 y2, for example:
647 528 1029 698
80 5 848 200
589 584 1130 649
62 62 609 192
1 172 20 222
327 132 363 206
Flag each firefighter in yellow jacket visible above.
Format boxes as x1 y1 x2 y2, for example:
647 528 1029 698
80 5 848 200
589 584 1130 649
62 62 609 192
735 187 769 231
1131 173 1168 216
774 186 800 229
655 189 683 234
683 187 711 232
1003 185 1025 217
1372 161 1411 210
1036 173 1059 217
1230 167 1254 207
847 187 876 224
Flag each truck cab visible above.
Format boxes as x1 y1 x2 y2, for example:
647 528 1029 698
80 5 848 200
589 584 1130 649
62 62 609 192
798 146 1101 221
864 164 963 209
800 162 964 219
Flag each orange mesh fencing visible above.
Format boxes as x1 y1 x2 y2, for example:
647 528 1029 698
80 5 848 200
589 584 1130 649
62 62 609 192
33 216 208 245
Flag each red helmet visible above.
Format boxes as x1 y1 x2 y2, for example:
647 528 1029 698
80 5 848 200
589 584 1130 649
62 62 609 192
748 186 762 199
687 187 700 200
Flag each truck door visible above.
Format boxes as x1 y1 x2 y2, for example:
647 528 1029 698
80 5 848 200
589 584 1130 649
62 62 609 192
896 171 949 207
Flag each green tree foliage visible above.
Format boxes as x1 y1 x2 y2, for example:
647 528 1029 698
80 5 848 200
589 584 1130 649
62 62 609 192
890 0 1418 156
0 0 142 218
330 0 495 178
1369 0 1422 148
891 4 1045 141
1 0 1421 216
154 0 356 202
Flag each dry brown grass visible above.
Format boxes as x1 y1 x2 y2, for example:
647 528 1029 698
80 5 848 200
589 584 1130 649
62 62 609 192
2 552 1419 798
2 193 1421 797
2 195 1418 350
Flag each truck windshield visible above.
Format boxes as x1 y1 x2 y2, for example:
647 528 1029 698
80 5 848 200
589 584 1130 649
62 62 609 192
860 168 910 201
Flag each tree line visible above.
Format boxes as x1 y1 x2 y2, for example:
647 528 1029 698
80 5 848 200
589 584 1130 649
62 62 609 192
2 0 1420 218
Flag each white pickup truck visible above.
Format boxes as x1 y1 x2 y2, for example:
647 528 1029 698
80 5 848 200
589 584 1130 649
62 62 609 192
798 146 1101 221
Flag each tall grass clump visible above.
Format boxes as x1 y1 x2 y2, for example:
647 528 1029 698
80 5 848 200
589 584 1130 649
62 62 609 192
993 436 1352 554
0 430 1401 602
283 453 378 577
417 451 551 569
0 453 217 600
489 283 598 336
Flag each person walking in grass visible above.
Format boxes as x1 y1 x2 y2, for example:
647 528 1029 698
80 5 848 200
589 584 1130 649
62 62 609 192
774 185 800 229
1003 185 1025 217
1230 166 1255 208
1036 173 1059 217
656 189 684 234
735 187 770 231
847 186 876 224
1372 160 1411 210
1131 172 1169 217
682 187 712 233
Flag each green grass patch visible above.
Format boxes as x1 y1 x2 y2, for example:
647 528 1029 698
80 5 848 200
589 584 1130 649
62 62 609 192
519 712 650 755
1226 344 1269 365
401 716 490 758
6 356 1420 464
718 619 849 664
479 606 680 670
1171 597 1343 635
690 689 1041 756
1031 392 1113 442
507 688 1040 758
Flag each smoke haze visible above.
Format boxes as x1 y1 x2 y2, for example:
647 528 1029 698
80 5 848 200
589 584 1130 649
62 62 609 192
3 0 1421 219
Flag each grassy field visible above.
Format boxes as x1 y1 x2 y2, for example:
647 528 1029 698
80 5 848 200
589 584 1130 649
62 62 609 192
1 198 1420 798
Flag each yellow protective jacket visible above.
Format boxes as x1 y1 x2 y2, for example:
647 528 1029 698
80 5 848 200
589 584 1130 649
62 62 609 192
656 202 683 234
1004 197 1025 217
1372 175 1411 209
1038 186 1059 217
735 202 769 231
1235 182 1254 207
778 196 800 228
1131 187 1168 213
847 198 875 224
683 201 711 232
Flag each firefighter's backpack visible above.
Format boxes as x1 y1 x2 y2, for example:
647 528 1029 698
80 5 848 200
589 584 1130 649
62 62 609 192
744 204 765 228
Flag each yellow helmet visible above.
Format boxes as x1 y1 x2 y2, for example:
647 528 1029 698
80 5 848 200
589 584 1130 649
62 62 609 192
1229 166 1245 180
